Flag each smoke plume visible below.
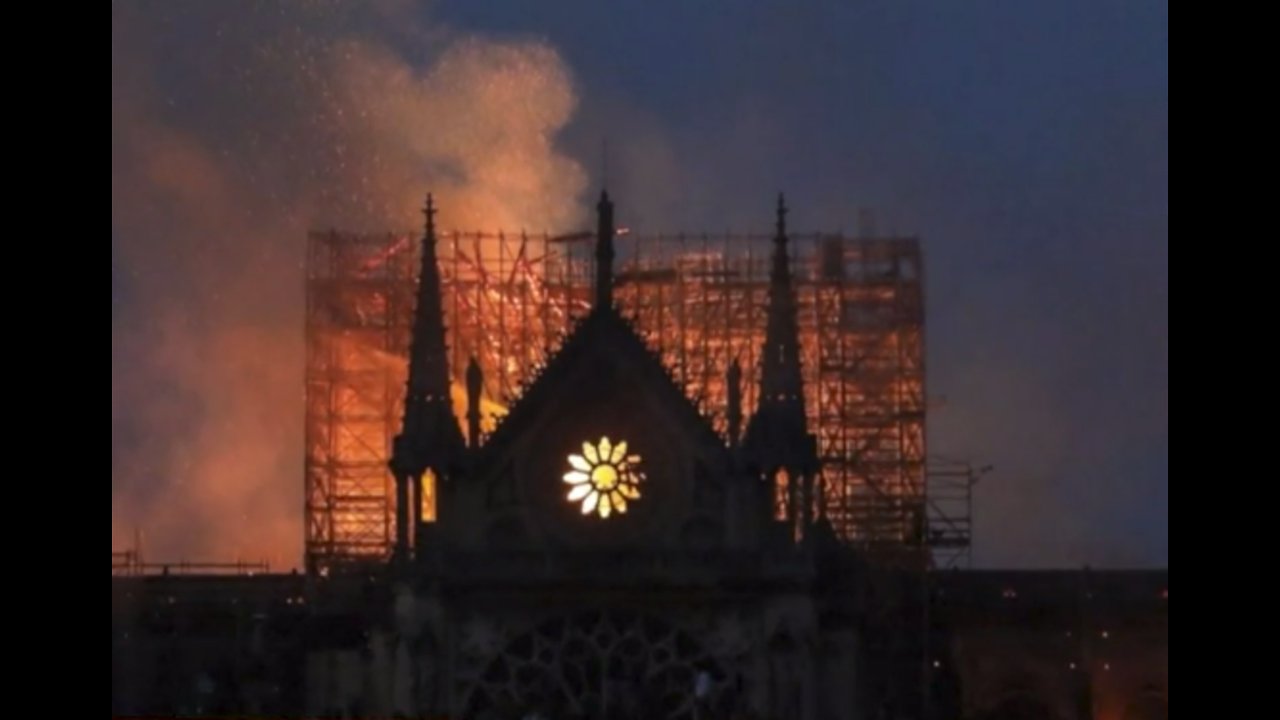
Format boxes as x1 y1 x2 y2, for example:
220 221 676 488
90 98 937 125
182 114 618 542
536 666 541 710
111 1 587 568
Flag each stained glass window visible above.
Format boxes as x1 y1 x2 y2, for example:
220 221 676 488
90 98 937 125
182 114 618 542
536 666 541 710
563 436 643 518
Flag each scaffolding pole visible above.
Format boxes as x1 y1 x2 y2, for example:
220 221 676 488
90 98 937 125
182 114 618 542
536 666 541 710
304 230 959 571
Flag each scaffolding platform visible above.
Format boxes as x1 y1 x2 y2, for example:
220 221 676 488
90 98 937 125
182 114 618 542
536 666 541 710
305 229 965 570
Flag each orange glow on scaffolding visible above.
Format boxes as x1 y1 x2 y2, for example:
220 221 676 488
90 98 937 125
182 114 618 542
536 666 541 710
305 230 929 569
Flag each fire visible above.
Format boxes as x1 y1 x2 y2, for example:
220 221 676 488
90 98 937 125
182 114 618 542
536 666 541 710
113 4 590 569
305 230 927 568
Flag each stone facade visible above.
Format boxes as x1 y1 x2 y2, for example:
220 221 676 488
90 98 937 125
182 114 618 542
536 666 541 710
110 193 1168 719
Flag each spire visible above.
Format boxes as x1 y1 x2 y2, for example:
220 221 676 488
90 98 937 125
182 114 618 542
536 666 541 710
775 191 787 239
389 193 466 563
745 194 819 535
404 194 452 406
760 193 804 406
595 190 615 308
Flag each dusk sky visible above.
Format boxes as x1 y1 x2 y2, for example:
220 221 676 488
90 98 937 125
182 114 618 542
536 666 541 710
111 1 1167 568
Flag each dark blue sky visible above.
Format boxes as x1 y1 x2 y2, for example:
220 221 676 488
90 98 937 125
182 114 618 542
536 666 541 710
112 1 1167 568
436 1 1168 566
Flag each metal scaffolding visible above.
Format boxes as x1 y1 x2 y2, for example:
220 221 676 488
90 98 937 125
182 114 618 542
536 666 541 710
926 459 986 569
305 229 964 570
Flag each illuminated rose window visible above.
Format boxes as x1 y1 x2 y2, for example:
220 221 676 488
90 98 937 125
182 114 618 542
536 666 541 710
563 436 643 518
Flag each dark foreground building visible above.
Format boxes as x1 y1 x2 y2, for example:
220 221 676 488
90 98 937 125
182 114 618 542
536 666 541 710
111 194 1168 719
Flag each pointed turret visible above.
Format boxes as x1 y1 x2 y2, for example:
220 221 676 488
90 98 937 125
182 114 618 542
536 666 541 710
759 194 806 407
389 193 466 563
595 190 615 308
744 194 819 537
403 194 454 408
